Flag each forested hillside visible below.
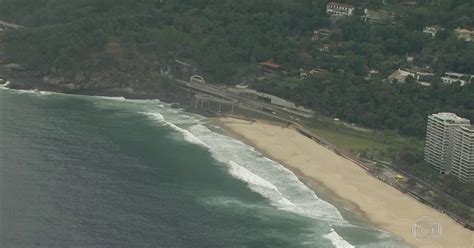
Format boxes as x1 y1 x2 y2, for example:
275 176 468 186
0 0 329 82
0 0 473 137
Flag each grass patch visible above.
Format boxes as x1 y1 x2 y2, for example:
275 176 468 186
305 113 424 161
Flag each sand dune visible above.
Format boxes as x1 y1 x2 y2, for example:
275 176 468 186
217 117 473 248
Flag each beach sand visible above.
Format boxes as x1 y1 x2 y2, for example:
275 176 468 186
216 117 473 248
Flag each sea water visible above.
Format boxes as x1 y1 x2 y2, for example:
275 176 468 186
0 87 408 247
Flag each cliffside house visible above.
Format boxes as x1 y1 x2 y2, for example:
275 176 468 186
365 69 380 80
258 60 283 75
441 72 474 86
299 68 330 79
423 26 443 38
326 2 355 17
311 28 332 41
388 68 434 86
454 28 474 42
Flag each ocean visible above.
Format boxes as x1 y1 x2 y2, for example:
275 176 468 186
0 86 408 248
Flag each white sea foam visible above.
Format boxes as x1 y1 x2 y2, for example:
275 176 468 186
38 91 53 95
139 111 346 224
0 91 400 247
0 86 54 96
140 111 209 148
141 111 165 121
324 229 355 248
93 96 128 101
187 123 346 224
228 161 297 209
92 96 164 106
0 80 9 87
139 109 355 247
228 161 279 191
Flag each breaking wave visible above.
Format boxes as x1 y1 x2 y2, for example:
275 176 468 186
324 229 355 248
141 110 345 225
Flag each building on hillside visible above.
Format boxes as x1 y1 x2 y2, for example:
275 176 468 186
423 26 443 38
405 52 420 62
258 60 283 76
365 69 380 80
299 68 330 79
454 28 474 42
450 126 474 182
318 44 331 53
299 69 308 79
387 68 433 86
441 72 474 86
424 113 471 175
361 9 393 24
310 68 330 77
326 2 355 17
311 28 332 41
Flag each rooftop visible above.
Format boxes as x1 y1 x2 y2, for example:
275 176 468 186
464 126 474 131
327 2 354 8
432 112 471 123
425 25 442 29
454 28 473 34
445 71 472 77
259 60 282 69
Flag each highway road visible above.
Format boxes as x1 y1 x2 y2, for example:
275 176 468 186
177 79 312 122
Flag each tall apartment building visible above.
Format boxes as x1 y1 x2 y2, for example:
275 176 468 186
450 126 474 182
424 113 470 174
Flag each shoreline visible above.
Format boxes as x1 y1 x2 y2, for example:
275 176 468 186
214 118 370 221
2 84 472 247
214 117 473 248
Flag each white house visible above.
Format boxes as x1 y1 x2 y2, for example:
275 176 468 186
454 28 474 42
423 26 443 38
441 72 473 86
311 28 332 41
388 68 434 86
326 2 355 17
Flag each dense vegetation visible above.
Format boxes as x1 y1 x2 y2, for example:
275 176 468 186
1 0 473 137
0 0 473 218
254 75 474 137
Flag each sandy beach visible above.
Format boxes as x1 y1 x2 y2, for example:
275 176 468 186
216 117 473 248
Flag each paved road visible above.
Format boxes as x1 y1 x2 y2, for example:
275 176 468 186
177 79 311 121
